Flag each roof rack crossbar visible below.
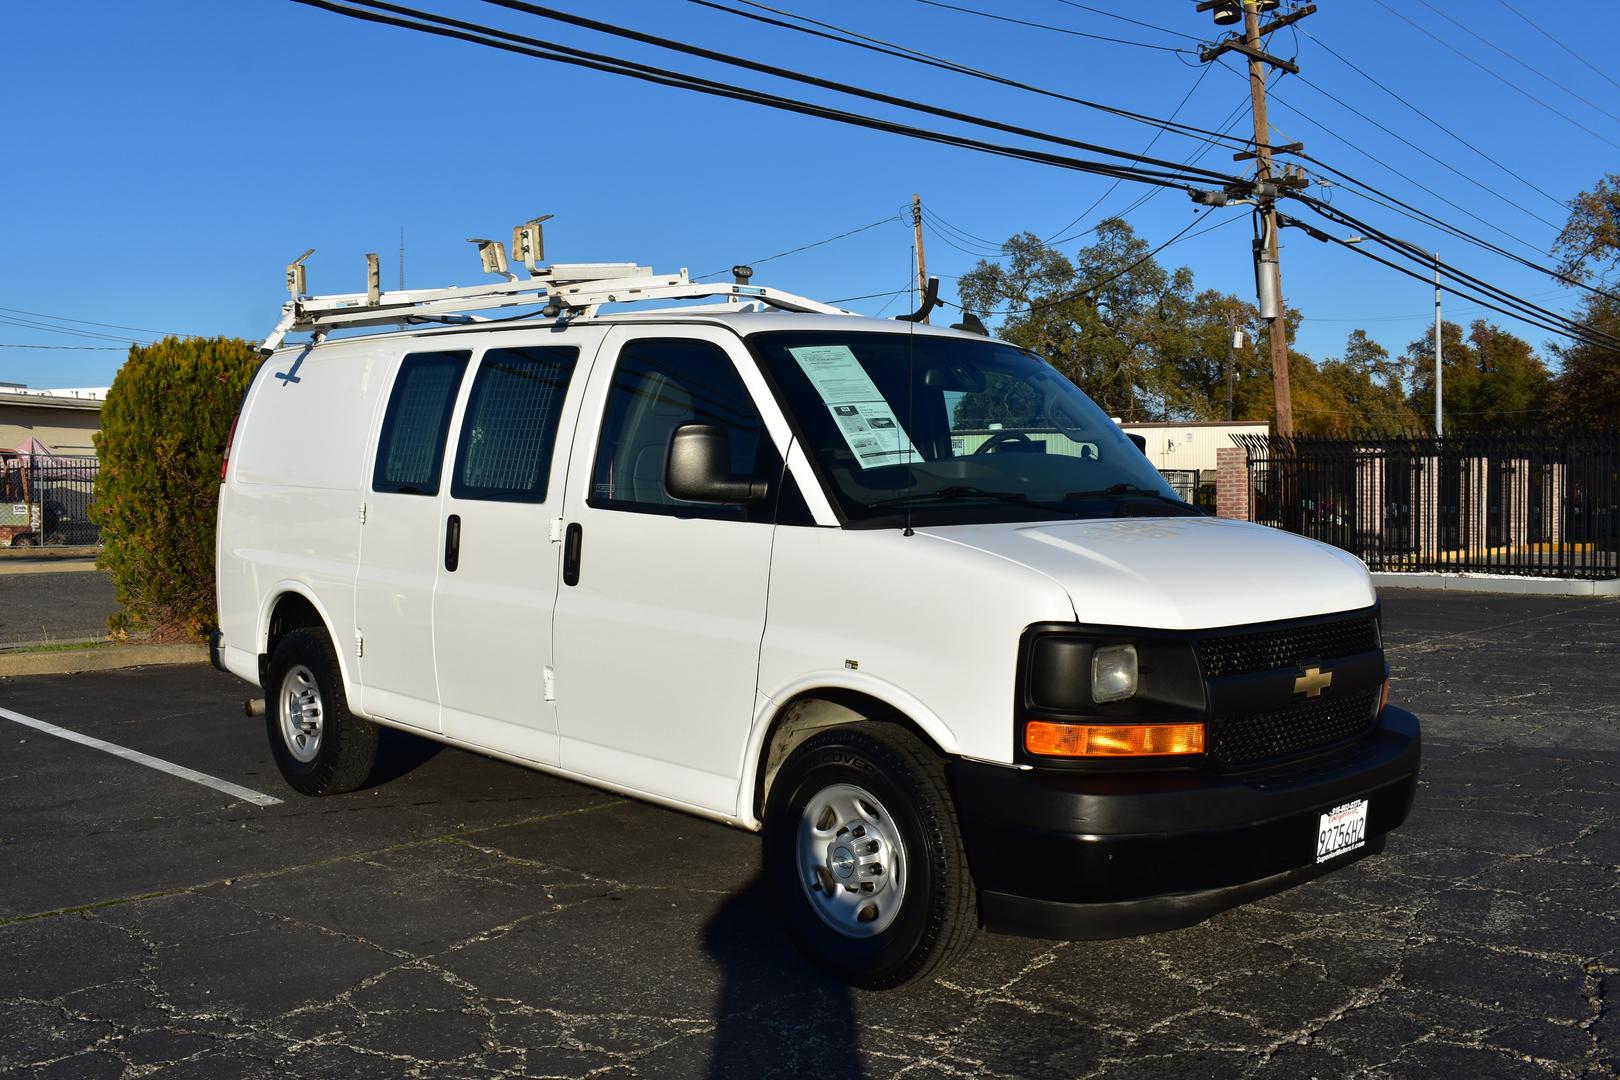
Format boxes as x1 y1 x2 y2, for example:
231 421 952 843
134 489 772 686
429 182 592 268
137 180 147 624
258 256 852 354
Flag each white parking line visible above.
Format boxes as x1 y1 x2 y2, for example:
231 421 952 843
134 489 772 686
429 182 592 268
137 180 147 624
0 705 283 807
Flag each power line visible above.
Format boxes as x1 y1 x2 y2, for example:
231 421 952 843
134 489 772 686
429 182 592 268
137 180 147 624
0 315 152 345
1370 0 1620 153
288 0 1612 353
1047 0 1203 45
469 0 1238 183
290 0 1240 195
1256 81 1556 259
1285 71 1562 231
0 306 197 339
695 213 903 280
1039 62 1215 245
692 0 1265 155
1492 0 1620 95
1287 199 1620 351
0 343 128 351
1297 26 1568 213
1410 0 1620 127
905 0 1193 55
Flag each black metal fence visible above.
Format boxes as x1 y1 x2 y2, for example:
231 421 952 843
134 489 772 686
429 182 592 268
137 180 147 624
1234 433 1620 580
0 455 101 548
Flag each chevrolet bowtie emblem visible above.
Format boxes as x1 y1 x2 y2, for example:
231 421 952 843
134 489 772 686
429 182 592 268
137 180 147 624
1294 666 1333 698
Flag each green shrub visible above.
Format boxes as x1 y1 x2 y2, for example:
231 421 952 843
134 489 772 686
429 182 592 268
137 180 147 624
92 336 261 641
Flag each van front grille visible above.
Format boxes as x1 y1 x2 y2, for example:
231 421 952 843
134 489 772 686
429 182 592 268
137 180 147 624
1196 615 1379 679
1210 686 1382 769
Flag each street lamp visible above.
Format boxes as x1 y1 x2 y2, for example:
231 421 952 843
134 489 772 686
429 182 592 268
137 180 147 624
1347 234 1443 437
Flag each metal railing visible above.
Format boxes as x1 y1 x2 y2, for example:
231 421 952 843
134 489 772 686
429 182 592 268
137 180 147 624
0 454 101 548
1234 433 1619 580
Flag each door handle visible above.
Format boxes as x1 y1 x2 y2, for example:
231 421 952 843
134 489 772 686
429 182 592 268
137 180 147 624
445 514 461 572
562 522 583 586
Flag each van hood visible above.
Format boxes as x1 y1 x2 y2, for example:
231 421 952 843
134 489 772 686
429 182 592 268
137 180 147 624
920 515 1375 630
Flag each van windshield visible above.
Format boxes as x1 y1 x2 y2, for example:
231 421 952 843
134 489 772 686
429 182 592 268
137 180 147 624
748 331 1196 527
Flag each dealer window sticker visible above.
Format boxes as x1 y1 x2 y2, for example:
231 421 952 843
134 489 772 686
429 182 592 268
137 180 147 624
788 344 920 470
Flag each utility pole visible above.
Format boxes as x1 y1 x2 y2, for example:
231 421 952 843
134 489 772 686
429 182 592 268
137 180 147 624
1429 249 1443 438
1225 309 1242 422
912 194 929 324
1196 1 1315 436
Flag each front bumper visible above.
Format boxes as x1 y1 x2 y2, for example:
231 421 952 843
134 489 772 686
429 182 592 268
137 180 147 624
950 705 1421 940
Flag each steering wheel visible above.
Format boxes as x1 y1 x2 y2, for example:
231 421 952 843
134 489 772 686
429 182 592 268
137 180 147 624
973 430 1033 455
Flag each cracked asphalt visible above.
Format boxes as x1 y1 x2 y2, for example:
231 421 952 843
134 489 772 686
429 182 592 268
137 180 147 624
0 590 1616 1079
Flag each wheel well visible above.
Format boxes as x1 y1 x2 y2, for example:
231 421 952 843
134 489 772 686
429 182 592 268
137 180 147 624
752 690 943 820
263 593 329 682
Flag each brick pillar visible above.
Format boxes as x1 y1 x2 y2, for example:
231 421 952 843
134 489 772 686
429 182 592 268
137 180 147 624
1216 447 1252 520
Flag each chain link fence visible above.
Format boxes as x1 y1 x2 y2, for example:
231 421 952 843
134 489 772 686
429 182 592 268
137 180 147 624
0 454 101 548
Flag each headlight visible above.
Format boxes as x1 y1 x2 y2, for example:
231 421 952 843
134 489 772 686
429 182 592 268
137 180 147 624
1091 644 1138 703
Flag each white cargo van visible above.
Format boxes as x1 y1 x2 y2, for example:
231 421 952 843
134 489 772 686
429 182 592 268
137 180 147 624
214 256 1420 988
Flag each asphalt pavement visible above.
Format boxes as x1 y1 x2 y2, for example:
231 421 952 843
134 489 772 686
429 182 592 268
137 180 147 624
0 569 117 647
0 591 1616 1078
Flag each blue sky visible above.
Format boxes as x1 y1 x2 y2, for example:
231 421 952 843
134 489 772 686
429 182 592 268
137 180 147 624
2 0 1616 391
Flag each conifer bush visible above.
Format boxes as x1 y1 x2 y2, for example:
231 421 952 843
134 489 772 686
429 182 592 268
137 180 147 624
92 336 261 640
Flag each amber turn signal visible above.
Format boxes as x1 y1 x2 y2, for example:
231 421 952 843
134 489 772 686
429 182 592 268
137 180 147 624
1025 720 1205 758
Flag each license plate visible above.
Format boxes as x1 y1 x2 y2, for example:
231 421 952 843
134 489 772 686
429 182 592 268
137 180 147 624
1315 799 1369 863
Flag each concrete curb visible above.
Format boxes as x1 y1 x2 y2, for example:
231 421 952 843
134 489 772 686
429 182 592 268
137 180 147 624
0 557 102 575
0 643 208 678
1372 571 1620 597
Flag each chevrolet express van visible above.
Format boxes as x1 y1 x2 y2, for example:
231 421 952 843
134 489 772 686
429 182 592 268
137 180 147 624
214 264 1420 988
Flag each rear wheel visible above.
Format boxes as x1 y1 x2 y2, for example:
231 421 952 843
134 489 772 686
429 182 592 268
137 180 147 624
764 722 978 989
265 628 378 796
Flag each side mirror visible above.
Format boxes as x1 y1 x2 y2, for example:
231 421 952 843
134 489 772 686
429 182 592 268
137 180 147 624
1125 432 1148 455
665 424 768 504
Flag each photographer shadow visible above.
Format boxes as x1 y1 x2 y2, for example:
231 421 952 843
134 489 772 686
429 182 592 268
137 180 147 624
702 874 863 1080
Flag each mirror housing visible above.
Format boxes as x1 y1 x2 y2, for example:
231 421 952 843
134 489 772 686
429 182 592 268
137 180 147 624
665 424 768 504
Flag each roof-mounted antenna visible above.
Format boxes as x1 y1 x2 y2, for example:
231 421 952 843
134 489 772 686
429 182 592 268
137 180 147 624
286 249 314 300
468 237 516 282
512 215 553 278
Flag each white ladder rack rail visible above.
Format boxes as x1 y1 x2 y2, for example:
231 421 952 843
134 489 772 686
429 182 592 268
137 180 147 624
258 262 852 354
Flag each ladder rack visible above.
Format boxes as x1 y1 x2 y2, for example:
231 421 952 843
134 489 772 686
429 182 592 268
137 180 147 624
259 242 853 355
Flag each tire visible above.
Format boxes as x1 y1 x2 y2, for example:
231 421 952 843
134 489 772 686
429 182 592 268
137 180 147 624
764 722 978 990
264 628 378 796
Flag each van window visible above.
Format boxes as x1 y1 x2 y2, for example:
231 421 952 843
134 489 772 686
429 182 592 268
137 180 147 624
451 346 578 503
372 351 470 496
589 338 772 520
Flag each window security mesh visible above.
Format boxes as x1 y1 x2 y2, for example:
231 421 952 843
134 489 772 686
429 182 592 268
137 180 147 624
453 347 579 502
374 352 469 495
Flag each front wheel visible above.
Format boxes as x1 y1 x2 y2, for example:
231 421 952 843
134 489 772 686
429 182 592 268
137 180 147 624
764 722 977 989
264 628 378 796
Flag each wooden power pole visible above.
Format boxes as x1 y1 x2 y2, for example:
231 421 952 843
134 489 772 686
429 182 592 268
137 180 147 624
912 193 929 324
1198 1 1315 436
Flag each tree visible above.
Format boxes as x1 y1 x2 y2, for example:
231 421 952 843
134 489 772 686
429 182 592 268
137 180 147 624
92 336 261 640
1403 320 1551 433
1551 295 1620 430
1554 172 1620 283
1295 331 1419 436
1550 173 1620 429
957 220 1269 421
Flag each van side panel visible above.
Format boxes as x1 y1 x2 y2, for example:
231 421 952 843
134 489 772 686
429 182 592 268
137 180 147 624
217 341 396 691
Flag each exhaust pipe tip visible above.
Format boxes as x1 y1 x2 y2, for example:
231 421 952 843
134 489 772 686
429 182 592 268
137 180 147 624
244 698 266 717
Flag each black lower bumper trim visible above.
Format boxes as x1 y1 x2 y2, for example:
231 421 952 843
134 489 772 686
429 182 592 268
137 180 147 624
950 706 1421 938
207 630 227 674
980 835 1385 940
